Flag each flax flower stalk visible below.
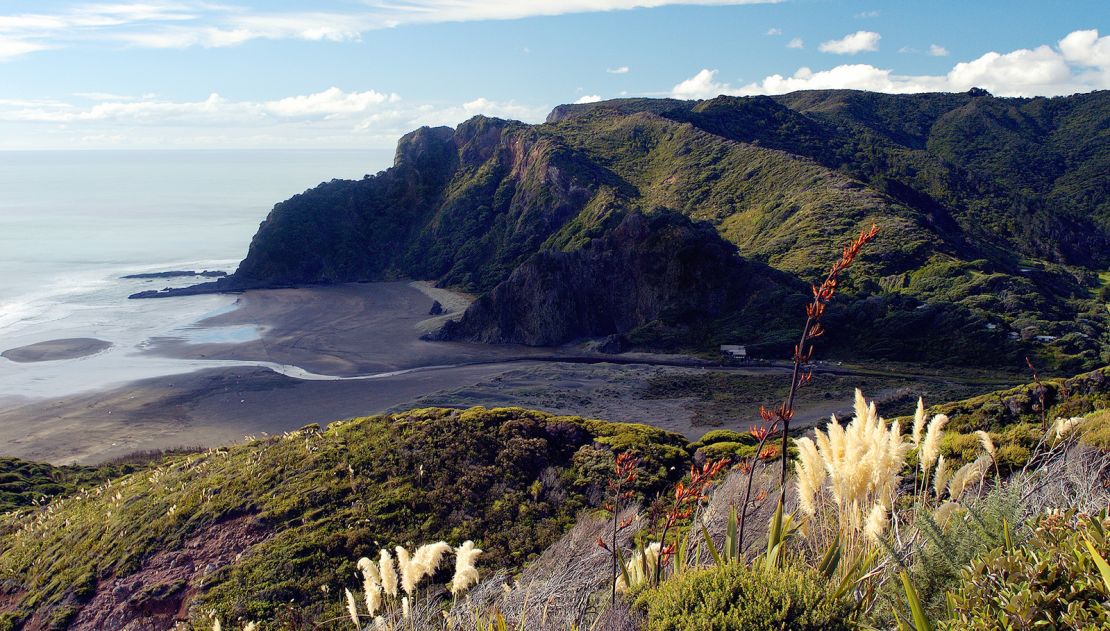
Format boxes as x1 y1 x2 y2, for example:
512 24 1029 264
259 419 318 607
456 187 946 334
738 225 879 554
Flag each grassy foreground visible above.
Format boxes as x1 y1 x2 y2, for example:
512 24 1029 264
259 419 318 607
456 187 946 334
3 366 1110 629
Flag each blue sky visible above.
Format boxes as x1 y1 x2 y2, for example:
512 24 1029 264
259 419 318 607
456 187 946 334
0 0 1106 149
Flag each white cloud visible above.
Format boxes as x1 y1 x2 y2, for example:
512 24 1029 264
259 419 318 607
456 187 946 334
575 94 603 103
819 30 881 54
766 27 781 36
0 36 49 60
855 10 879 18
928 44 949 57
73 91 137 101
0 87 550 149
607 65 630 74
671 69 735 99
265 87 400 117
787 37 803 49
670 29 1110 99
0 0 780 57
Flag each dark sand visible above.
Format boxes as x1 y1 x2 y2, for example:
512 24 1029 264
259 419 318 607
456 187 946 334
2 338 113 363
146 281 554 376
0 281 1014 464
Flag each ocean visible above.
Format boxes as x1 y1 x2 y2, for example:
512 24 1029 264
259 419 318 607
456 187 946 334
0 149 393 398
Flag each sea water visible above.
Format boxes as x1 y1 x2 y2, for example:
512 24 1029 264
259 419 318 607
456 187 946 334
0 149 393 398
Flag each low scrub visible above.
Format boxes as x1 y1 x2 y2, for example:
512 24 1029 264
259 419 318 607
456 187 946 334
634 563 855 631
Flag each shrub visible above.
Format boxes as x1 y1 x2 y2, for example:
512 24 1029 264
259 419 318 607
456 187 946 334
941 510 1110 630
902 486 1025 621
635 563 855 631
994 443 1030 469
939 432 979 463
697 442 757 461
1079 410 1110 451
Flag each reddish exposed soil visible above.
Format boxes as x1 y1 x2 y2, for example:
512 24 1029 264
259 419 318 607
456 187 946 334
54 515 268 631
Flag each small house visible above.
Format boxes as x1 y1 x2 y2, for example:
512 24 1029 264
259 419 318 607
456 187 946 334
720 344 747 359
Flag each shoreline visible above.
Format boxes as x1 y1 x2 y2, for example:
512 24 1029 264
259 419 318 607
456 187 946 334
0 280 1020 465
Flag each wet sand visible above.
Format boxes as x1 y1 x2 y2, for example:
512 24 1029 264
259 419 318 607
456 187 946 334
145 281 553 376
2 338 112 363
0 281 1013 465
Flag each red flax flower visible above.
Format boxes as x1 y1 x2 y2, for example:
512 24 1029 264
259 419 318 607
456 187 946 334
604 451 641 604
651 458 729 584
736 224 879 554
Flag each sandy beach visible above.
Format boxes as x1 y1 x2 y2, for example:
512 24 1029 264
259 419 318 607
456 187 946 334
1 338 112 363
0 281 1013 464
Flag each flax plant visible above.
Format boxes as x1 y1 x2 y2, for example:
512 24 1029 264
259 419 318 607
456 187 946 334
737 225 879 552
597 451 639 606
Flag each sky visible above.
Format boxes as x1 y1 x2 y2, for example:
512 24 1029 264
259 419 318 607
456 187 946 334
0 0 1106 150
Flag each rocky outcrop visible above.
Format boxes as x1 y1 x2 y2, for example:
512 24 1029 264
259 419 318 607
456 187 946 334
121 270 227 280
433 211 801 348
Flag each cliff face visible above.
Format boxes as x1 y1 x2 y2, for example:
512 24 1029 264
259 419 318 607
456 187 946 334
149 90 1110 367
434 211 802 347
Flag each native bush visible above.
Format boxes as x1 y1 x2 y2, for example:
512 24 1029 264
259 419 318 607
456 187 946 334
941 510 1110 630
634 563 855 631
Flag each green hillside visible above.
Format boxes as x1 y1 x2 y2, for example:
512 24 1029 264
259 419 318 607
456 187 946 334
138 90 1110 371
4 367 1110 628
0 408 687 629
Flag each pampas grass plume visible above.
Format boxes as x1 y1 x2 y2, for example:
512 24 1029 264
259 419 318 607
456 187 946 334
793 437 825 515
396 545 420 595
1055 416 1085 439
359 557 382 616
912 398 926 447
449 540 483 596
345 588 360 626
933 456 951 499
864 503 888 541
379 549 398 598
413 541 451 575
975 430 996 460
919 414 948 473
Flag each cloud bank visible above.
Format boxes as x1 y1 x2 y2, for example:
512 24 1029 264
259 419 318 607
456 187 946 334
0 86 550 149
0 0 779 58
672 29 1110 99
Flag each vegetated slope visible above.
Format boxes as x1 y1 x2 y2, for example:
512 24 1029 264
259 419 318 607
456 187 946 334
434 210 805 351
148 90 1109 370
0 408 688 630
3 368 1110 628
